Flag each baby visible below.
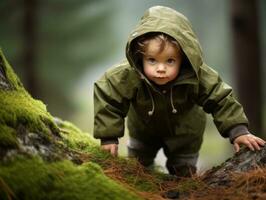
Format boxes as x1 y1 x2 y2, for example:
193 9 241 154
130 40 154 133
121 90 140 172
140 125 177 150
93 6 265 176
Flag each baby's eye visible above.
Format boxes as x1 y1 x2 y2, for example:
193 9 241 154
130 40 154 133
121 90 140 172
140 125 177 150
167 59 176 64
147 58 156 64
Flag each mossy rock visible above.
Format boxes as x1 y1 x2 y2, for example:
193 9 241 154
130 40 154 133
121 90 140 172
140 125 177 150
0 49 143 200
0 48 59 159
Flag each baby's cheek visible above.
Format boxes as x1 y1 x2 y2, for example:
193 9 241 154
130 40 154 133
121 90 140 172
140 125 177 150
169 68 179 80
143 66 154 78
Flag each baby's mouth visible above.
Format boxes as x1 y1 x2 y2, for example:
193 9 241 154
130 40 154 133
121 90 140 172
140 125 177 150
155 76 167 79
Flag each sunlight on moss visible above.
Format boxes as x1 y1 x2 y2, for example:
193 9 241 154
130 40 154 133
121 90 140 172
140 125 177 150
0 91 57 134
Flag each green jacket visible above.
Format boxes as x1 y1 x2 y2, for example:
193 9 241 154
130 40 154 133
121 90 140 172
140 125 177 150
93 6 249 146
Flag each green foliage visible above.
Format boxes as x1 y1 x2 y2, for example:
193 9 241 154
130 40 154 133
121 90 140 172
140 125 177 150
0 157 143 200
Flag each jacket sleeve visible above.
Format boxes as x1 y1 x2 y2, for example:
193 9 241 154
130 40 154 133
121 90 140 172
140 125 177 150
196 63 249 138
93 64 138 141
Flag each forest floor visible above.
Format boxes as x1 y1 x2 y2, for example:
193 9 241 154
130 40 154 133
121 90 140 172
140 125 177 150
89 147 266 200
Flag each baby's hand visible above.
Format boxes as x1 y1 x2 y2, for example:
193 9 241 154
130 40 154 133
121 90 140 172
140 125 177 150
233 134 266 152
101 144 118 156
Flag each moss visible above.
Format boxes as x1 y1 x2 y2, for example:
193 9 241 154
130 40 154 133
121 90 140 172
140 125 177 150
56 118 98 152
0 125 18 148
0 49 59 145
0 156 143 200
0 49 23 90
0 91 54 133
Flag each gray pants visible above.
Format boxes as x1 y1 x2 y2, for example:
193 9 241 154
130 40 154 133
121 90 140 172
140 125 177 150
127 137 199 176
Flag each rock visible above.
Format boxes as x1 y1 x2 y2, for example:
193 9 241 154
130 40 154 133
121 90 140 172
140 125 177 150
0 56 12 90
202 145 266 187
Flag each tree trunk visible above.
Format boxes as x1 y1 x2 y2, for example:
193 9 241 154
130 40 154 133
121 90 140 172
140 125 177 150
203 146 266 187
230 0 263 137
23 0 39 98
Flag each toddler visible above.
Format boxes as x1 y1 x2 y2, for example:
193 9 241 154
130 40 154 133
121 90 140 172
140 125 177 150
93 6 265 176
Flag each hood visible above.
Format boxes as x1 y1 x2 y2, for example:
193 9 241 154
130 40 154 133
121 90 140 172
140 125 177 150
126 6 203 80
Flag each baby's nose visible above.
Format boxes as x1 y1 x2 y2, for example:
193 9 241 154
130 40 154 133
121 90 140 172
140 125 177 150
157 64 166 72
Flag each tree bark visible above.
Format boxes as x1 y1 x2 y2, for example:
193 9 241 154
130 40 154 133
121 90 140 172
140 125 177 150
230 0 263 137
203 146 266 187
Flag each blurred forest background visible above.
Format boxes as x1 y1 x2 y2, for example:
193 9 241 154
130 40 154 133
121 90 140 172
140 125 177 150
0 0 265 171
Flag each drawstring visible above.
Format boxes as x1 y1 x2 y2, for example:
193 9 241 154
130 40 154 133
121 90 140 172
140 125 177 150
145 83 178 116
144 83 155 116
136 69 155 116
170 87 177 114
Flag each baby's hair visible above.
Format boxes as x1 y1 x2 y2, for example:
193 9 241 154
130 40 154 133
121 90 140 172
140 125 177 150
136 32 181 56
131 32 182 68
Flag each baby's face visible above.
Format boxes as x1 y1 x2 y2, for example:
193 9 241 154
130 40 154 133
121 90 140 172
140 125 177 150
142 39 182 85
